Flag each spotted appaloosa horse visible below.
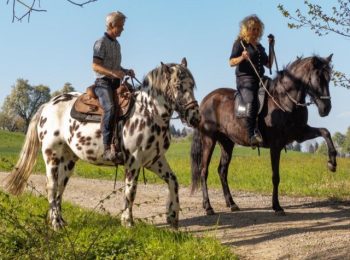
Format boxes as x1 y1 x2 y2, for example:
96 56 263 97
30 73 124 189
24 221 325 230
191 55 337 216
5 58 200 230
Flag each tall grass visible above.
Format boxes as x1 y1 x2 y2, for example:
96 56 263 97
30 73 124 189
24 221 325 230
0 190 236 259
1 130 349 199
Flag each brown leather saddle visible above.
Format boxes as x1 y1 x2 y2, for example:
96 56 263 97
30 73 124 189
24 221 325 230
71 80 135 122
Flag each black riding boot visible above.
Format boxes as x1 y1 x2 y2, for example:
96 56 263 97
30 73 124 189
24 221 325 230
246 103 263 147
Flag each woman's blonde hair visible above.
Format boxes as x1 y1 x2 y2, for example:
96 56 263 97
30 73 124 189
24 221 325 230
238 15 264 43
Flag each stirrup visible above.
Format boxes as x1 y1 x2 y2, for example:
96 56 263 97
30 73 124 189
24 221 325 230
254 129 263 143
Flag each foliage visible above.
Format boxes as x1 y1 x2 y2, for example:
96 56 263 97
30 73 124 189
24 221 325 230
278 0 350 88
51 82 76 98
292 142 301 152
0 191 236 259
343 127 350 153
307 143 315 153
1 79 50 132
1 130 350 199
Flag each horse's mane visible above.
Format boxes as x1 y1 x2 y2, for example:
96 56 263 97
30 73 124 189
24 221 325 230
272 55 331 89
141 63 196 92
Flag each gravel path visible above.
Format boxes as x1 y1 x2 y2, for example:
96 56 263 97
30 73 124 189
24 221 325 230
1 172 349 259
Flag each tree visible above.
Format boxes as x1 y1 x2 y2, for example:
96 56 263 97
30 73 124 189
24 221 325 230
51 82 76 97
7 0 98 23
343 127 350 154
278 1 350 89
292 142 301 152
316 141 328 155
333 132 346 146
1 79 51 132
0 111 25 132
307 143 315 153
169 124 178 137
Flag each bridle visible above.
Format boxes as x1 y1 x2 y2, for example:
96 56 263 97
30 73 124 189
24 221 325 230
281 71 331 108
166 81 198 122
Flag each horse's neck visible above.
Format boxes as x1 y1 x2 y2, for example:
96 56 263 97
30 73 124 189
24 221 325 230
137 85 173 124
273 72 306 112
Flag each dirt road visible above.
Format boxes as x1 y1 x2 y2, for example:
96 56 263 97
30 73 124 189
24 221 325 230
1 172 349 259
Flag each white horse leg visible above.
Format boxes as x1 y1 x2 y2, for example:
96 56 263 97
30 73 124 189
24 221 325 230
43 145 72 230
55 150 77 224
121 166 140 227
146 156 179 228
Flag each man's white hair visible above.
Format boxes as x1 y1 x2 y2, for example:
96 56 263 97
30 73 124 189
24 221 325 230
106 11 126 29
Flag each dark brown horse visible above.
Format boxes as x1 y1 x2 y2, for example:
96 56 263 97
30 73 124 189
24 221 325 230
191 54 337 215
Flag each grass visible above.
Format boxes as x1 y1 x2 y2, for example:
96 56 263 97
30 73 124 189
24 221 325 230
0 190 236 259
1 129 350 199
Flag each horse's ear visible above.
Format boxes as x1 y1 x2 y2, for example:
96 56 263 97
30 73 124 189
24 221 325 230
161 62 171 75
181 57 187 67
326 54 333 63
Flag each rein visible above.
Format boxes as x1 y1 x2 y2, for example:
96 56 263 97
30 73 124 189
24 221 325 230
240 40 286 112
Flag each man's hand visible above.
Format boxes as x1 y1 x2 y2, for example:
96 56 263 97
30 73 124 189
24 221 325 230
111 70 126 79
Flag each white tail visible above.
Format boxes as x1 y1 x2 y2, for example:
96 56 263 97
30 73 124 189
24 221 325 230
4 106 43 195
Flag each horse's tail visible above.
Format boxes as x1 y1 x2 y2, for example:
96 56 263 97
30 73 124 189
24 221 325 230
190 129 202 194
5 105 44 195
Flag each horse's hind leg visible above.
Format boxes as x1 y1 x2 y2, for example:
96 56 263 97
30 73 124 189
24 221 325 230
217 136 239 211
146 156 179 228
200 134 217 215
121 163 140 227
43 144 77 230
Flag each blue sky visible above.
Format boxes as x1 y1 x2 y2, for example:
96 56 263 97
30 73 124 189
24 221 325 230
1 0 349 136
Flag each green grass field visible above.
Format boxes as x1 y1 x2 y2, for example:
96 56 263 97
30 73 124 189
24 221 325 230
1 130 349 199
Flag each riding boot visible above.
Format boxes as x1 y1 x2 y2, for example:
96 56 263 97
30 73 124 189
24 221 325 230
103 144 116 161
246 103 263 147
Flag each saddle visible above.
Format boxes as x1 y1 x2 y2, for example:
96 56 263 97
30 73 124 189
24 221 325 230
71 80 134 122
235 76 272 118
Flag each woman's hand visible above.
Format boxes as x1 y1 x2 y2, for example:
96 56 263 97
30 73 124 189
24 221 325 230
242 50 250 60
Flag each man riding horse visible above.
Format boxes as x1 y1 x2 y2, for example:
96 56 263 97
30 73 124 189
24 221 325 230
92 11 135 162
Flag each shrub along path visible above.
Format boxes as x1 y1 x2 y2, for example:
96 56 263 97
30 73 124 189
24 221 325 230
1 172 349 259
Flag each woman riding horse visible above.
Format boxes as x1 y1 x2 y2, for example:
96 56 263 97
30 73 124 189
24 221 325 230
229 15 275 147
191 54 337 216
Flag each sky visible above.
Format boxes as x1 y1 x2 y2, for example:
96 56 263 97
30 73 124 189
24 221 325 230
0 0 349 139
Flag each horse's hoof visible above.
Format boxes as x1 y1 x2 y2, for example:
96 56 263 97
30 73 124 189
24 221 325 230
121 219 134 228
327 162 336 172
51 218 67 231
206 208 215 215
274 210 286 216
230 204 240 212
166 217 178 229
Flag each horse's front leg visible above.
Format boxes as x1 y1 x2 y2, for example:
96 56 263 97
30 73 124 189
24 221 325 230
270 146 285 215
146 156 179 228
296 125 337 172
121 166 140 227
